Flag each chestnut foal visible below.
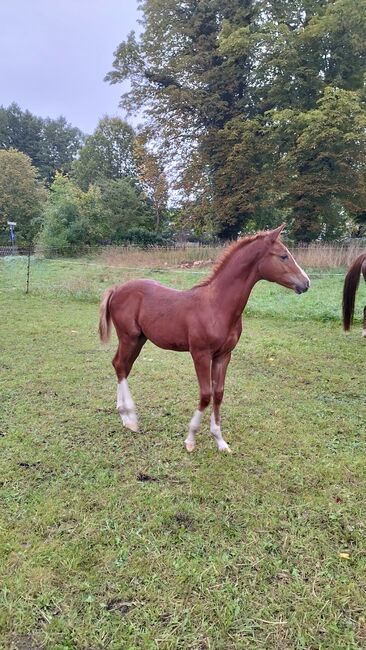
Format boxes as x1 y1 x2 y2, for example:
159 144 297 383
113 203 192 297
99 225 310 452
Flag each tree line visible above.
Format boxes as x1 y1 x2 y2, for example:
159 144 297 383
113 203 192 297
0 105 170 250
1 0 365 248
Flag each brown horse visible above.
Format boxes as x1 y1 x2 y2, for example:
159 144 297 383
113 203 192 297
342 252 366 338
99 225 310 452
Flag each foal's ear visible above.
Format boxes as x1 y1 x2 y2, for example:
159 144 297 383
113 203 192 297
268 224 285 242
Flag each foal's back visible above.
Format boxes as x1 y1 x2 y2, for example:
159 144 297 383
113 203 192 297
109 279 203 351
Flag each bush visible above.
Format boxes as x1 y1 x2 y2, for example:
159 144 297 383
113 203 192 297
120 227 173 247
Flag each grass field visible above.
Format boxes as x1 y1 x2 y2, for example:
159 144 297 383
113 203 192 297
0 255 365 649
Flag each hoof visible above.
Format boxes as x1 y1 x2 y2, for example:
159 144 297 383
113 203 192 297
122 415 139 432
218 443 232 453
185 440 196 453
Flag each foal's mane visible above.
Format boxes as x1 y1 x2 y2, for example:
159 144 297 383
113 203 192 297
195 231 268 288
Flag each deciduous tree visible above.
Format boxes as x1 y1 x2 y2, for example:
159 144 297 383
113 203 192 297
38 173 157 254
0 149 47 245
134 135 168 231
72 117 136 190
38 173 106 253
107 0 366 240
0 103 83 183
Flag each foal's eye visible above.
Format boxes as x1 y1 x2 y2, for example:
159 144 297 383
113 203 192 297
280 254 289 261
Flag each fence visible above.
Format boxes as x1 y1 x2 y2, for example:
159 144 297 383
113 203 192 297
0 245 18 257
0 244 219 298
0 241 365 298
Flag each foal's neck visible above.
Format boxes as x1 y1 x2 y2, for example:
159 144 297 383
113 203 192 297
208 239 264 319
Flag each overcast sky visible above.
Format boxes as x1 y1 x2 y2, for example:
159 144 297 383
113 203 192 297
0 0 139 134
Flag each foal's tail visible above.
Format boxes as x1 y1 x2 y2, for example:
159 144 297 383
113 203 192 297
342 252 366 331
99 288 114 343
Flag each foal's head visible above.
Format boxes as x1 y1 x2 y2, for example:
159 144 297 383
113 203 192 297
258 225 310 294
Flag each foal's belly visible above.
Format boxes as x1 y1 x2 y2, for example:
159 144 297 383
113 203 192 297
146 331 190 352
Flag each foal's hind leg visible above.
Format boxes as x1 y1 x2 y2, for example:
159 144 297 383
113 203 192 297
362 306 366 338
185 352 212 452
210 353 232 452
113 334 146 432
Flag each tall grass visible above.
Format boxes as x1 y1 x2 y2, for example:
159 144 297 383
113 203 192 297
98 242 365 271
290 242 365 269
32 240 365 271
99 244 219 269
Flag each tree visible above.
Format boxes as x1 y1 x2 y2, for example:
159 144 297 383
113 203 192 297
267 87 366 241
72 116 136 190
105 0 270 236
0 103 83 183
133 135 168 231
38 173 106 253
0 103 43 170
40 116 84 183
0 149 47 245
106 0 366 241
99 177 155 241
250 0 366 240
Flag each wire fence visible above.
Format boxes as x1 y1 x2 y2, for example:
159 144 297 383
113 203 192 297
0 244 216 298
1 242 364 298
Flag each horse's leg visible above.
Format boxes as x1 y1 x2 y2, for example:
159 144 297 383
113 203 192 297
210 353 232 452
113 334 146 432
184 352 212 452
363 306 366 338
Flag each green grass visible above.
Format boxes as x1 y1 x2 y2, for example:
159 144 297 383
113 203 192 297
1 254 363 322
0 258 365 649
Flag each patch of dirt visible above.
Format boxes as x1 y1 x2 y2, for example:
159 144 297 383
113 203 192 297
106 598 134 615
172 512 195 529
18 461 41 469
137 472 158 482
10 634 43 650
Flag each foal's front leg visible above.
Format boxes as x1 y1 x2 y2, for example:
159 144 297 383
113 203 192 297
184 352 212 452
210 353 232 452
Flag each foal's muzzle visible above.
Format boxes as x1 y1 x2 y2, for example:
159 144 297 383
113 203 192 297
294 279 310 294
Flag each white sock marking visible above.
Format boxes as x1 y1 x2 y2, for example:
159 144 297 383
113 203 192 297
117 379 138 431
184 409 202 452
210 413 231 452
